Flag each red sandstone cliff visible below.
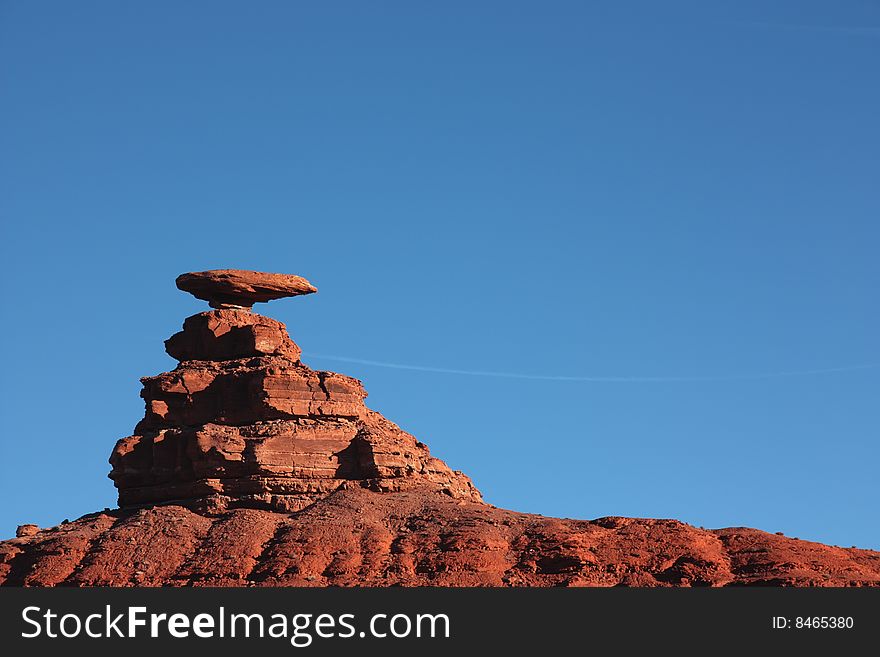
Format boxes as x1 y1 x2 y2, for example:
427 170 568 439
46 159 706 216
1 271 877 587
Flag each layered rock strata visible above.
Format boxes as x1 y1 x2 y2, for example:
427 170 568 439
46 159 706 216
110 308 479 513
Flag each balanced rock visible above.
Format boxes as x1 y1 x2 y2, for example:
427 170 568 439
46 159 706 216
176 269 317 309
109 273 479 513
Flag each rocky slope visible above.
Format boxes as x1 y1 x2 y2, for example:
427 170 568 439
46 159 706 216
3 488 879 587
1 270 878 587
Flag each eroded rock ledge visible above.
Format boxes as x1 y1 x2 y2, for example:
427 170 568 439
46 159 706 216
109 307 479 513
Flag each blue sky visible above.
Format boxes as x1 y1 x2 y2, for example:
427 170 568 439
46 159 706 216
1 1 877 548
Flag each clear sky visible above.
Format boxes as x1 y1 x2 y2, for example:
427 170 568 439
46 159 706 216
1 1 878 548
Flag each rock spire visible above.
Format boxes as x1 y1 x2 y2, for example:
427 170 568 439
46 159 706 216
109 270 479 513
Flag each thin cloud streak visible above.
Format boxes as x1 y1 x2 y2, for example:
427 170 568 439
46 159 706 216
305 353 880 383
731 21 880 37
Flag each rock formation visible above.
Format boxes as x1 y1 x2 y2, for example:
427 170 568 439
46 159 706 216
111 271 479 513
175 269 318 309
1 270 878 587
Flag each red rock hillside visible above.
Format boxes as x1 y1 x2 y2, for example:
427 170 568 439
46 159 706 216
1 270 878 587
